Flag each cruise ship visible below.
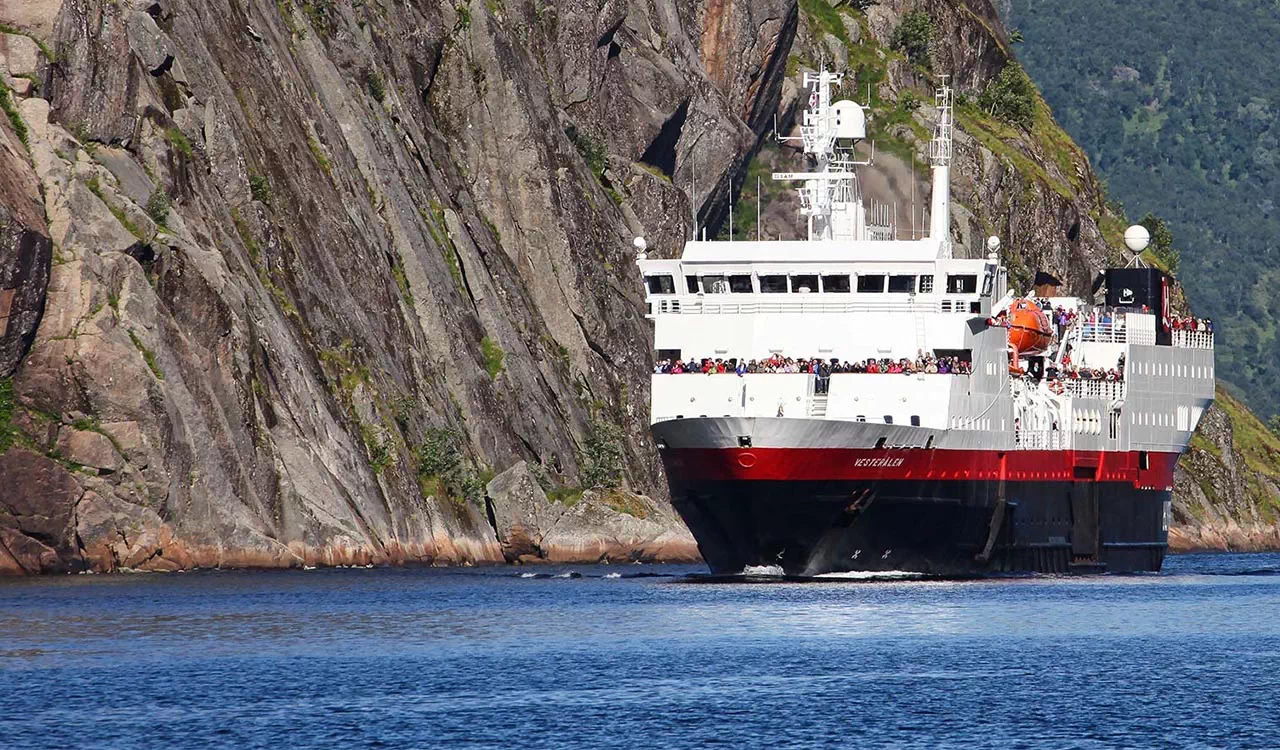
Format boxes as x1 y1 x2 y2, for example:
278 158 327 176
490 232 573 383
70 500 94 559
634 70 1215 576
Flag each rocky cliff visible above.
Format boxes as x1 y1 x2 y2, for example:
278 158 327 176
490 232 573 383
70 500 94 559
0 0 1271 574
2 0 778 572
1171 387 1280 552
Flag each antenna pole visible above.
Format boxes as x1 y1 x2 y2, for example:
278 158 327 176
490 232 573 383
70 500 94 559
729 179 734 242
911 151 916 239
692 149 698 241
747 174 757 239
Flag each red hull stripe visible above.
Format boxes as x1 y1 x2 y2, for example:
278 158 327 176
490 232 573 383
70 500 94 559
663 448 1180 489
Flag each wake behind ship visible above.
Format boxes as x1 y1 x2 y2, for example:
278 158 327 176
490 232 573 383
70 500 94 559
634 71 1214 576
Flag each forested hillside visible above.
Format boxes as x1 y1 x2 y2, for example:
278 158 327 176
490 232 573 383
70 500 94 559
1005 0 1280 421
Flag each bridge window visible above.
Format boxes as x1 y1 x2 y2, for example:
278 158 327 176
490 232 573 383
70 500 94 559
918 275 934 293
759 275 787 293
883 415 894 424
791 274 819 293
857 274 886 293
910 415 921 426
821 274 851 293
685 275 699 293
946 274 977 294
699 275 729 293
888 274 916 293
729 275 753 293
646 275 675 294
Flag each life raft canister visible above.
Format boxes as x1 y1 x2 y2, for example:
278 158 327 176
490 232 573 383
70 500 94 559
1007 299 1054 356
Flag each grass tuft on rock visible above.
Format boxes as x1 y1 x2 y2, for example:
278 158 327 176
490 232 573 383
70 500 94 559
0 83 29 150
249 174 272 206
165 127 193 159
128 330 165 380
307 134 333 176
480 336 504 379
0 378 15 453
146 189 171 227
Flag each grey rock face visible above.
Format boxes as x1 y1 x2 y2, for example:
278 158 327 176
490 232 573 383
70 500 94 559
0 109 51 377
0 0 791 572
486 461 698 563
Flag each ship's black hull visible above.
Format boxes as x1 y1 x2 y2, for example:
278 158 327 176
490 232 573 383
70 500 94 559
669 478 1169 576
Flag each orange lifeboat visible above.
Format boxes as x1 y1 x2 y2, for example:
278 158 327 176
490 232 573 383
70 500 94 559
1006 298 1053 373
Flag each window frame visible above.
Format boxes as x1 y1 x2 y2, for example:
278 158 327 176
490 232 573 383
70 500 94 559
888 274 917 294
946 274 978 294
758 274 788 293
821 274 851 293
790 274 819 294
857 274 887 293
646 275 676 295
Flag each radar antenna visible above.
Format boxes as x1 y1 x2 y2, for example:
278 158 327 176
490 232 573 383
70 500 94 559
771 69 887 241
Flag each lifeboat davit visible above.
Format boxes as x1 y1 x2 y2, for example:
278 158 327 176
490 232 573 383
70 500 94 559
1006 298 1053 373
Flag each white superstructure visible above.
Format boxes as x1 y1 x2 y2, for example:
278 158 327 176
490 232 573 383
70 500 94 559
636 70 1214 462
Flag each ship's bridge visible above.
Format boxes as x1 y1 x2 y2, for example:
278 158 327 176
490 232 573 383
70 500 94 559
638 241 1005 364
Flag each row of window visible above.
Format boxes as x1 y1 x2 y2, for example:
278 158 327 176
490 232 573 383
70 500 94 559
1136 406 1195 431
1131 360 1213 380
646 273 983 296
853 415 923 425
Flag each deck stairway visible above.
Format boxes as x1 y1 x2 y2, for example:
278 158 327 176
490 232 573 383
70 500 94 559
808 395 829 418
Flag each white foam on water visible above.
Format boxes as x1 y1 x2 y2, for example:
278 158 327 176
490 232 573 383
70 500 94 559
813 570 925 581
742 565 786 577
519 572 539 578
603 572 622 579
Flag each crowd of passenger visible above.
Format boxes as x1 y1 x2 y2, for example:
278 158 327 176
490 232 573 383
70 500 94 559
654 353 973 381
1172 316 1214 332
1011 350 1126 390
989 301 1214 338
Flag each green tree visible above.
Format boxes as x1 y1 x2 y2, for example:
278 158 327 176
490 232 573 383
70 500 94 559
891 12 933 66
1139 212 1180 273
977 63 1036 129
580 419 625 489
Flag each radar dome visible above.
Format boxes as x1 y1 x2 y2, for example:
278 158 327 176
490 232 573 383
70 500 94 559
1124 225 1150 253
986 236 1001 252
633 237 647 251
830 100 866 141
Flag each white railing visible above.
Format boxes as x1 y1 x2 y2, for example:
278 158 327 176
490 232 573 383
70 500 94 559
1058 378 1125 402
649 296 974 316
1172 329 1214 349
1014 429 1069 450
1077 321 1127 343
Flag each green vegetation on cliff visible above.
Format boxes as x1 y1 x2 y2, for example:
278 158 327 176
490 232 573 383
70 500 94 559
1181 386 1280 526
0 378 15 452
1009 0 1280 421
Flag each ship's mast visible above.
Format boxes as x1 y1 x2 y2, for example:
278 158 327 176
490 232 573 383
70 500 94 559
929 78 954 257
772 69 867 242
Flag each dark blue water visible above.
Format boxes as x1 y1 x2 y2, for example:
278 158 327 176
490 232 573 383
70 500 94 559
3 554 1279 749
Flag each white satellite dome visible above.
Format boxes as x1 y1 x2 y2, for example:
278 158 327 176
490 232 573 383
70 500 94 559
633 236 648 251
986 236 1001 252
1124 224 1150 253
